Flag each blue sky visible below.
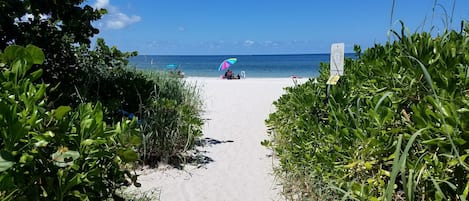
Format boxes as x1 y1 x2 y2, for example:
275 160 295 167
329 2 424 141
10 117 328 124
91 0 469 55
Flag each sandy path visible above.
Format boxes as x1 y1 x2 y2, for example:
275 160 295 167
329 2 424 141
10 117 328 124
132 78 305 201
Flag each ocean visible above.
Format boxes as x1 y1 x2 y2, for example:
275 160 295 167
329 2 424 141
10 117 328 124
129 54 356 78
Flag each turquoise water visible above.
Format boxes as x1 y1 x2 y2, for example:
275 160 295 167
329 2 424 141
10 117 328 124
129 54 356 78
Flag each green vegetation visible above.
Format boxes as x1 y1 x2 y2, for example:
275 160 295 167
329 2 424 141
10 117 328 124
139 72 204 166
0 45 140 200
0 0 105 106
72 39 204 166
0 1 204 200
265 22 469 200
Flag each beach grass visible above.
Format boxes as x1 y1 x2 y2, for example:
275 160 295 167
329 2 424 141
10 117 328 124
138 71 204 166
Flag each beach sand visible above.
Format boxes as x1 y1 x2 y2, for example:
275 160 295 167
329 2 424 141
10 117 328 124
130 77 307 201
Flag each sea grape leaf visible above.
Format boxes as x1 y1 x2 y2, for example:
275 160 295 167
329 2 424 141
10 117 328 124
0 156 15 172
4 45 21 62
25 45 45 64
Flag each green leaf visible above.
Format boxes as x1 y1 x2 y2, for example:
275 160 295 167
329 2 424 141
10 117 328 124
29 69 43 81
454 137 467 145
11 59 25 78
463 179 469 201
15 48 33 67
53 106 72 120
374 91 393 112
51 149 80 167
25 45 45 64
385 135 403 200
19 153 33 163
260 139 271 147
34 83 47 100
431 175 448 200
81 139 95 146
344 161 359 169
422 137 446 145
120 149 139 163
95 103 104 123
364 161 376 170
44 131 55 138
0 155 15 172
4 45 21 62
129 135 142 145
34 140 49 147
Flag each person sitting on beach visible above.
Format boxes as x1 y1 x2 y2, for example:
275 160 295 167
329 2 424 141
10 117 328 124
177 70 185 78
226 70 233 79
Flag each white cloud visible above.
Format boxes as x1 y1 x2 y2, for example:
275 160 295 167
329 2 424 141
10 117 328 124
93 0 140 29
262 40 279 47
105 13 141 29
178 26 185 32
93 0 109 9
244 40 255 47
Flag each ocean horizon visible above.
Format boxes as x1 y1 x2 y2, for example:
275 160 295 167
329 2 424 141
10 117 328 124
129 53 356 78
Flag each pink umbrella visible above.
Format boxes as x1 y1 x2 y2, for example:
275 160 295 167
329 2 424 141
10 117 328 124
218 58 237 71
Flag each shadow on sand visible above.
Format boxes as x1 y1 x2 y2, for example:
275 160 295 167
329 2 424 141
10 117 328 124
197 137 234 146
186 137 234 168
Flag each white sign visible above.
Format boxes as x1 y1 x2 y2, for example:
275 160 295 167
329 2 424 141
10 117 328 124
330 43 344 76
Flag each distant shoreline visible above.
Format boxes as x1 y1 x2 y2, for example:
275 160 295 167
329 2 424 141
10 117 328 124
135 53 356 57
130 54 356 78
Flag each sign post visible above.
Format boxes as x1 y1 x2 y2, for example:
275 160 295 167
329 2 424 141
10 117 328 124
327 43 344 85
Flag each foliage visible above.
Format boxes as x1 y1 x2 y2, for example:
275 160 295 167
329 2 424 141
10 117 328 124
265 22 469 200
0 45 141 200
0 0 102 49
0 0 105 105
70 38 152 115
73 39 205 166
1 3 206 198
139 72 204 166
71 37 205 166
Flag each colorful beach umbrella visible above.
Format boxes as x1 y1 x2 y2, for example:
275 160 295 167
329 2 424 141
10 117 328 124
218 58 237 71
166 64 178 69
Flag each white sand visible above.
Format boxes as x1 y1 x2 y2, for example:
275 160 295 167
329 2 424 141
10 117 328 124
131 77 307 201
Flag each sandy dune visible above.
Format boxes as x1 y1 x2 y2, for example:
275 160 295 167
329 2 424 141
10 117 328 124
132 77 307 201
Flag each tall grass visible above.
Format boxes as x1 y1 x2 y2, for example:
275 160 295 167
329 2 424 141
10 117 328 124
139 71 204 166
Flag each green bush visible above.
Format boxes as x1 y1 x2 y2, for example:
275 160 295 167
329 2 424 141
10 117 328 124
0 45 141 200
0 1 105 111
265 22 469 200
49 37 204 167
73 39 204 166
139 72 204 166
1 0 205 185
51 38 153 116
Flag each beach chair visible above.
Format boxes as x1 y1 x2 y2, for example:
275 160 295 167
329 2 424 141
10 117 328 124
240 71 246 79
291 75 301 86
